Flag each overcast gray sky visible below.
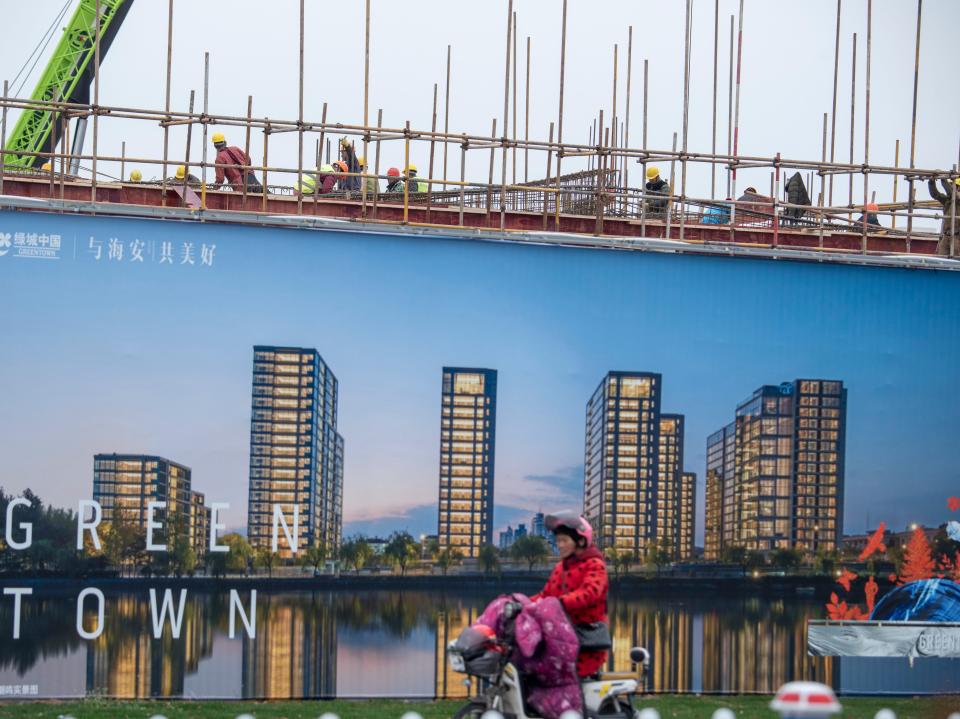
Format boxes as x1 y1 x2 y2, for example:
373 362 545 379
2 0 959 208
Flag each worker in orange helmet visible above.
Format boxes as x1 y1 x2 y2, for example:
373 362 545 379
856 202 882 229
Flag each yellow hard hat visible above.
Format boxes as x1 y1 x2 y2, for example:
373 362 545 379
40 161 52 171
129 169 142 182
320 163 334 173
646 166 660 180
406 164 418 173
175 165 186 180
358 155 366 168
212 131 226 144
954 177 960 186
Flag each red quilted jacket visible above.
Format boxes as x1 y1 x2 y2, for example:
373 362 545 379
533 546 609 676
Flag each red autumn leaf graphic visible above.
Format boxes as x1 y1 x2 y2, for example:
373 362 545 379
857 522 887 561
898 526 936 585
948 496 960 513
837 568 857 592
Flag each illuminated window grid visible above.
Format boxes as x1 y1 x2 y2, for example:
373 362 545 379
584 372 663 557
248 346 344 557
437 368 497 559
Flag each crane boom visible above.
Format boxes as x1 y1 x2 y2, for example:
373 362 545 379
3 0 135 168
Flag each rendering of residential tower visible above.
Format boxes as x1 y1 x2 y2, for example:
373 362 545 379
704 379 847 557
436 367 497 559
247 346 344 557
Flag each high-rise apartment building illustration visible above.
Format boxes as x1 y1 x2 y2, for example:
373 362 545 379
584 372 694 560
248 346 344 557
437 367 497 559
704 379 846 556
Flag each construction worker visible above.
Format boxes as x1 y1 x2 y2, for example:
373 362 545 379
385 167 404 193
856 202 882 229
171 165 202 186
644 166 670 218
332 160 351 192
358 155 378 196
927 175 960 256
338 138 362 192
406 164 427 193
129 169 142 182
316 164 337 194
296 173 317 196
212 132 263 193
40 161 53 172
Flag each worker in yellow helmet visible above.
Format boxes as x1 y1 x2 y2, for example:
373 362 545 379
358 155 378 196
406 164 427 194
338 138 362 192
643 165 670 218
211 131 262 193
171 164 202 185
129 169 142 182
40 161 53 172
927 174 960 256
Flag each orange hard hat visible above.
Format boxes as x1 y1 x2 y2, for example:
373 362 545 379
387 167 400 177
866 202 879 211
334 160 348 172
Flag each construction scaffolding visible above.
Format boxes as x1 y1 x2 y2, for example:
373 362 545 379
0 0 957 259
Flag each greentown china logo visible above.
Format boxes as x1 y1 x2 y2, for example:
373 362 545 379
0 232 11 256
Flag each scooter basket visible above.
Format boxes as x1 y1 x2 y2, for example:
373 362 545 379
463 648 502 677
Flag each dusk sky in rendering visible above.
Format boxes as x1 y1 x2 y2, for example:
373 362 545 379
0 209 958 542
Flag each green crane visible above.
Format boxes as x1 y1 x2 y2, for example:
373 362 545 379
3 0 135 169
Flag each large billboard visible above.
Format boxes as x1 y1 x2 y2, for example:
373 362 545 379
0 208 958 698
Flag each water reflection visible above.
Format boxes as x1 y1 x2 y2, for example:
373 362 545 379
0 588 955 698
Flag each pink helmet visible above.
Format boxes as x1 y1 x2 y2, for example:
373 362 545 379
545 511 593 547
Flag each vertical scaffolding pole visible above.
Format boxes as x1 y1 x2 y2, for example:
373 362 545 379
680 0 693 242
906 0 922 250
427 83 438 222
314 102 327 213
624 26 633 200
666 132 677 239
730 0 744 226
512 10 518 186
443 45 451 190
525 36 531 184
261 119 269 213
861 0 872 253
611 43 618 200
848 33 857 223
640 59 649 238
726 15 733 198
120 141 125 185
594 111 605 236
555 0 568 230
458 133 467 226
90 0 101 204
820 112 828 208
372 108 383 219
403 120 410 223
362 0 371 213
892 139 899 229
543 122 554 229
161 0 173 206
829 0 841 206
298 0 305 215
243 96 253 206
501 0 513 228
711 0 719 200
487 118 497 219
201 55 209 211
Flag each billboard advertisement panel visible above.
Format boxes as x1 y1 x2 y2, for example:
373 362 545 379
0 208 958 698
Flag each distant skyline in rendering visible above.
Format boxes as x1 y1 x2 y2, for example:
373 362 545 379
0 209 958 543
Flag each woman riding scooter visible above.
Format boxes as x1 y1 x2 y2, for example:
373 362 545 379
533 512 609 678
